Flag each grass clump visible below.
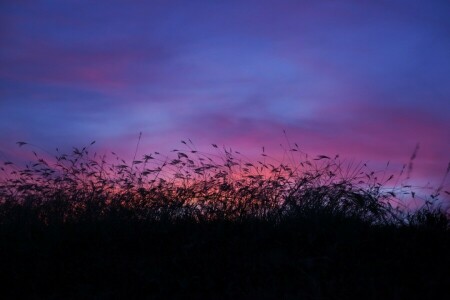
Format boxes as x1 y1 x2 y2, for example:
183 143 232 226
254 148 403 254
0 140 448 299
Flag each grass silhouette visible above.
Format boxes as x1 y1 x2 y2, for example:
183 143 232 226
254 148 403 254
0 140 448 299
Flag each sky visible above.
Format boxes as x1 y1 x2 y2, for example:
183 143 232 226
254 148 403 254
0 0 449 196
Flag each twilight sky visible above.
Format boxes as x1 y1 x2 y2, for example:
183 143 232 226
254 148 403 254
1 0 449 192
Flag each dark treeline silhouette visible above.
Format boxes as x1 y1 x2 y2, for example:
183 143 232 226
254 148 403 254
0 141 449 299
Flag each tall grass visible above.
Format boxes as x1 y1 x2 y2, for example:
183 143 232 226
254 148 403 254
0 140 449 299
0 140 447 227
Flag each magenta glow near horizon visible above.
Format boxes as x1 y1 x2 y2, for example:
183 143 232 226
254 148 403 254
0 1 449 201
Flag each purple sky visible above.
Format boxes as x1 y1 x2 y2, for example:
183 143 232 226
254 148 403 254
1 0 449 194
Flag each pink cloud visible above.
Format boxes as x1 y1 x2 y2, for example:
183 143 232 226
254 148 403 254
0 36 172 92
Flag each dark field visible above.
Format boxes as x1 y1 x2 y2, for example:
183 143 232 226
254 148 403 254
0 142 449 299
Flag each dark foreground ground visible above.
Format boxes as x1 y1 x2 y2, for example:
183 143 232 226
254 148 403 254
1 211 449 300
